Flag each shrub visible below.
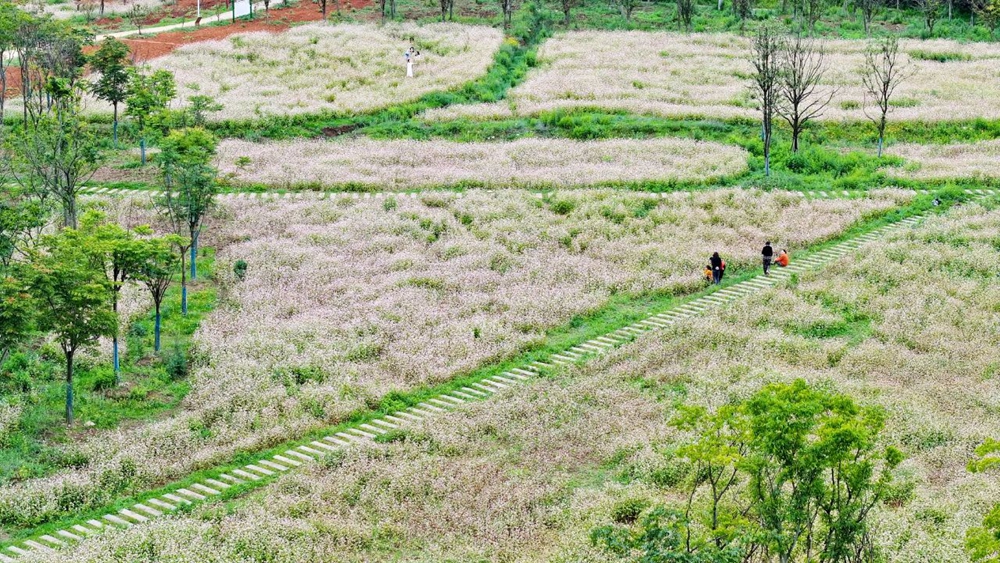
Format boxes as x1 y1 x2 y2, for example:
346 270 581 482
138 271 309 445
88 367 118 392
164 346 188 380
611 498 650 524
233 259 248 281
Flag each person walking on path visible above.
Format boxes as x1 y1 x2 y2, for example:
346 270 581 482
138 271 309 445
710 252 723 285
762 241 774 276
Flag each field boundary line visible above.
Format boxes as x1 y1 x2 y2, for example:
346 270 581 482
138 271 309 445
79 186 997 200
0 205 945 560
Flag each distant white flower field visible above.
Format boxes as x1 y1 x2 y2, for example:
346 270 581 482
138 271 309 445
425 31 1000 122
145 22 503 120
215 137 749 189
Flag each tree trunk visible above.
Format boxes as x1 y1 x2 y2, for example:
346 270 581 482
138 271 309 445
180 250 188 315
64 195 77 229
113 296 120 375
65 350 75 425
190 230 198 281
154 305 162 351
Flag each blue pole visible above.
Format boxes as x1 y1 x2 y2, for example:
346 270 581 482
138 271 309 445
113 337 120 373
190 231 198 281
182 285 188 315
154 311 162 352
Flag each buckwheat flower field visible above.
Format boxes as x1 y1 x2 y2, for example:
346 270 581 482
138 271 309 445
15 200 1000 563
452 31 1000 122
215 137 750 189
0 189 911 529
886 139 1000 180
144 22 503 121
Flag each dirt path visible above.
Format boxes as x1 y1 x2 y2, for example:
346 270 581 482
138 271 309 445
114 0 371 60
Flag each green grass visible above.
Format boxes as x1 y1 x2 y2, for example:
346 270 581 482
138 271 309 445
1 186 969 544
0 250 217 488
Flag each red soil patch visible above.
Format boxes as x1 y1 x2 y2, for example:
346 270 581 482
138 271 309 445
2 0 370 99
119 0 370 60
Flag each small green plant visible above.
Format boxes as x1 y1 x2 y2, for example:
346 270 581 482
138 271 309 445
164 345 188 380
233 259 248 281
611 497 650 524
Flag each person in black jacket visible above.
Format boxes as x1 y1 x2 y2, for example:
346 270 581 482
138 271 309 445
710 252 723 285
762 241 773 276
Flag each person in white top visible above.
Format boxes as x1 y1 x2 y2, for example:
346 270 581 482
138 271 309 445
405 46 420 78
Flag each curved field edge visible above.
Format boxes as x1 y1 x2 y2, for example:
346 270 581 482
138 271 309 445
0 189 961 548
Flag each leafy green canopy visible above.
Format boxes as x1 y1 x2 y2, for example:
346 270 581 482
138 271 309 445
593 379 903 563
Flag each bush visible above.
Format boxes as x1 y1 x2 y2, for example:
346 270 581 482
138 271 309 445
88 367 117 392
611 497 650 524
233 259 248 281
164 347 188 380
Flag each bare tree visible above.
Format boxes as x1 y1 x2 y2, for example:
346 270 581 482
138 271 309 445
857 0 881 35
616 0 639 21
440 0 455 21
556 0 580 24
916 0 943 33
861 35 912 157
804 0 825 31
500 0 517 27
778 34 836 152
733 0 755 30
126 4 147 35
677 0 696 30
748 24 783 177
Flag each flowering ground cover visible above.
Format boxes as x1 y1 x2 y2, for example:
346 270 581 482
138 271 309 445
886 139 1000 181
141 22 502 121
0 188 911 532
214 137 749 189
14 197 999 563
423 31 1000 122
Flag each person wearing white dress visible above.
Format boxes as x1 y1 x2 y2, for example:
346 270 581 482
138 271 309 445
405 48 413 78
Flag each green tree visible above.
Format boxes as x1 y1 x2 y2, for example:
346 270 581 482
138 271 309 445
89 37 132 146
595 380 902 563
125 67 176 165
976 0 1000 36
591 507 743 563
186 94 223 127
0 3 21 124
79 212 156 376
26 230 116 424
158 127 218 286
967 505 1000 563
0 270 34 368
0 186 48 271
139 237 178 352
7 89 104 228
742 380 900 563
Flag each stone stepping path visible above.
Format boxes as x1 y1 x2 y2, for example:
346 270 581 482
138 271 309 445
0 214 928 560
78 187 996 202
